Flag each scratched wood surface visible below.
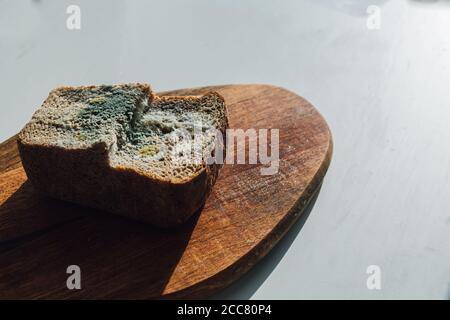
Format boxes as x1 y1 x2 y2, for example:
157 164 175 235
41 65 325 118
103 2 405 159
0 84 332 299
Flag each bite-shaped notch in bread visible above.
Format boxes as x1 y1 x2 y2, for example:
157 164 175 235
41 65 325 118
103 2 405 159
18 83 229 227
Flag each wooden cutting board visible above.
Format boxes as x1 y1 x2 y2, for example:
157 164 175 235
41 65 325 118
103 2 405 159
0 84 332 299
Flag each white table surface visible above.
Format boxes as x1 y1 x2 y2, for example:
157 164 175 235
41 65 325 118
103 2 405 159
1 0 449 300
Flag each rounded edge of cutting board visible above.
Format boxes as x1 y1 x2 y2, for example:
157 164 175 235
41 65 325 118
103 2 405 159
166 172 330 299
159 84 333 299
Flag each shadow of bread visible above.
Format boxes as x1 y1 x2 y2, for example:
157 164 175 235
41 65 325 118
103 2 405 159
0 168 200 298
0 167 85 244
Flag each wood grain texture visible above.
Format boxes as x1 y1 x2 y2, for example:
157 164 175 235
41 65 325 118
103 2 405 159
0 84 332 299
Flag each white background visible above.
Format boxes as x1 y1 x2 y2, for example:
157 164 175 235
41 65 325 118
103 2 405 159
1 0 449 299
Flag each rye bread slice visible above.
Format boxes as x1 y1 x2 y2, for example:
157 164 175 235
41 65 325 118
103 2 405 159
18 83 228 227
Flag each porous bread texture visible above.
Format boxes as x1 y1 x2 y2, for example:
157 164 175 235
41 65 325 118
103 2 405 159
18 83 228 227
113 93 228 182
19 83 152 150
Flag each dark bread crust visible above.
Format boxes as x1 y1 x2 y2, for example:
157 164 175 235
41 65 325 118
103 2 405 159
18 85 228 228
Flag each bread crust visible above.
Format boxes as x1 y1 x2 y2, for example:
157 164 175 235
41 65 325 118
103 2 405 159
18 85 228 228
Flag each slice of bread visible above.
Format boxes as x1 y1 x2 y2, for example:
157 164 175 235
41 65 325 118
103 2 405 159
18 83 228 227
